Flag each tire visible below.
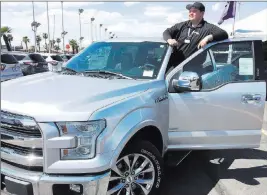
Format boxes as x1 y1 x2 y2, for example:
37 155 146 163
107 140 164 195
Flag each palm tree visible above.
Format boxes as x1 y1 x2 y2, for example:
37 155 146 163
56 38 61 48
69 39 78 54
36 35 42 52
7 34 13 48
22 36 30 52
43 33 48 52
1 26 12 50
54 45 60 53
50 39 56 50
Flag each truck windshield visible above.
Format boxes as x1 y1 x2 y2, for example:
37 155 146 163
64 41 168 79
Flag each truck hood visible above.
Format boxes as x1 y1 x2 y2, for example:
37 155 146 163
1 72 150 122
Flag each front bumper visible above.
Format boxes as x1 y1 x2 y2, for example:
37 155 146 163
1 162 111 195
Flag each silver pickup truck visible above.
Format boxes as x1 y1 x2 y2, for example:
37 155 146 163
1 37 266 195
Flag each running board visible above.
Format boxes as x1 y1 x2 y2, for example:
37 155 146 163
164 150 192 167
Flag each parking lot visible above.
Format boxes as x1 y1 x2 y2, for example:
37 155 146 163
162 132 267 195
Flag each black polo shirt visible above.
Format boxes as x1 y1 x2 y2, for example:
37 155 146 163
163 19 229 68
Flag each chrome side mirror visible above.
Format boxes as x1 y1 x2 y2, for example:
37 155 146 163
172 71 201 92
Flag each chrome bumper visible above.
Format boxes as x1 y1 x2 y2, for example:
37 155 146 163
1 161 111 195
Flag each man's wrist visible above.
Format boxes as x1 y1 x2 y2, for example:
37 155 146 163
204 35 213 42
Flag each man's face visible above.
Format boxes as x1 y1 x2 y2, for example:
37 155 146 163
188 7 204 21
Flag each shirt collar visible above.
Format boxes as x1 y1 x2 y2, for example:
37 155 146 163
187 19 205 28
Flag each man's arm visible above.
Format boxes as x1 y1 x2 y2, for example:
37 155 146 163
208 24 229 42
163 22 183 41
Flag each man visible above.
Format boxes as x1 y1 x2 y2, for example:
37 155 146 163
163 2 229 74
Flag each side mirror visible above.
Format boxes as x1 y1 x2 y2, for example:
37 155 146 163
172 71 201 92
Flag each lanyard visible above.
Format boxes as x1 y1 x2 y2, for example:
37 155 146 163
187 28 196 38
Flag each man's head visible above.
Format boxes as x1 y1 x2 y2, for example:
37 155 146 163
186 2 205 23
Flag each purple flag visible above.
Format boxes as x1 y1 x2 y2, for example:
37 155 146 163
218 1 237 25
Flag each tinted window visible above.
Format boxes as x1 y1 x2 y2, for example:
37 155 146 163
13 55 26 61
42 56 48 59
1 54 18 64
65 41 168 79
29 54 46 62
51 55 63 61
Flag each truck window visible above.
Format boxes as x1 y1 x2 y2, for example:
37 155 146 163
182 41 254 90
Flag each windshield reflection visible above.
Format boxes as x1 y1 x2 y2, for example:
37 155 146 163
64 41 168 79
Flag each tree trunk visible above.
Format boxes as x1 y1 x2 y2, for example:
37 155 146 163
3 34 12 51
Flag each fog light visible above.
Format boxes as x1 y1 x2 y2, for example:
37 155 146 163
70 184 82 193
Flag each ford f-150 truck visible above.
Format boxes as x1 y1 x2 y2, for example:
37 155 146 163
1 37 266 195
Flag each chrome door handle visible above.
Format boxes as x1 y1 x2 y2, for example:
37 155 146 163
242 94 261 104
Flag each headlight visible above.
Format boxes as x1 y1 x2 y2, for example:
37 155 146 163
56 119 106 160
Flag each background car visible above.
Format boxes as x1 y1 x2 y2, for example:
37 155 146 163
40 53 64 71
1 52 23 82
11 52 49 76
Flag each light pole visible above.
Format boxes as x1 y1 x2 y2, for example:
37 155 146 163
61 1 67 54
90 17 95 43
46 2 51 53
78 9 84 50
31 1 39 52
99 24 103 40
105 28 107 39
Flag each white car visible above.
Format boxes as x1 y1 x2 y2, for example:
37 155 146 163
1 53 23 82
39 53 64 71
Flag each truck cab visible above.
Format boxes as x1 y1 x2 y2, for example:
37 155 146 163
1 37 266 195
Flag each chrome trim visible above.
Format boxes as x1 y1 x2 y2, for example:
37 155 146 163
0 130 43 148
1 161 111 195
1 148 43 167
0 110 43 169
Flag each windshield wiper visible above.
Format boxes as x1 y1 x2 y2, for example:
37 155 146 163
61 67 77 73
81 70 135 80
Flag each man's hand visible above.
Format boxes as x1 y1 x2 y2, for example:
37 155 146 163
167 39 179 46
198 38 209 49
198 35 213 49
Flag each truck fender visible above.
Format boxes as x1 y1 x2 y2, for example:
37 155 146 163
106 108 163 168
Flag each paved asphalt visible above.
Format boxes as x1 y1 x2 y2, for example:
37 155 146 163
161 132 267 195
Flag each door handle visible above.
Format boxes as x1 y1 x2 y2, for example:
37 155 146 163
242 94 261 104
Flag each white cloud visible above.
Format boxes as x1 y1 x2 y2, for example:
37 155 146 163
212 3 222 12
43 2 104 9
166 13 186 24
144 5 172 17
124 2 140 7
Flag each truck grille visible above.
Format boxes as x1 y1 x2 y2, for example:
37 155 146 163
0 110 43 170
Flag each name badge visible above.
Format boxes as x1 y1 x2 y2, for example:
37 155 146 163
184 39 190 44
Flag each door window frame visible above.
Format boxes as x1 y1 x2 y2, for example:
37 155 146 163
165 38 261 93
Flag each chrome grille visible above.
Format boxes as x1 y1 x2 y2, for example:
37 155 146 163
0 110 43 170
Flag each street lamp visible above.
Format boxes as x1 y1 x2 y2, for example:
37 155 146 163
78 8 84 50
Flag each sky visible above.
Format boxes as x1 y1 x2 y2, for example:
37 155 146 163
1 1 267 50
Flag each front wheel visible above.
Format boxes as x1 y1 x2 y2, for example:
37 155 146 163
107 141 164 195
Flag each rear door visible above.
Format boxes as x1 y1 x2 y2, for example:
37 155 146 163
167 39 266 150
